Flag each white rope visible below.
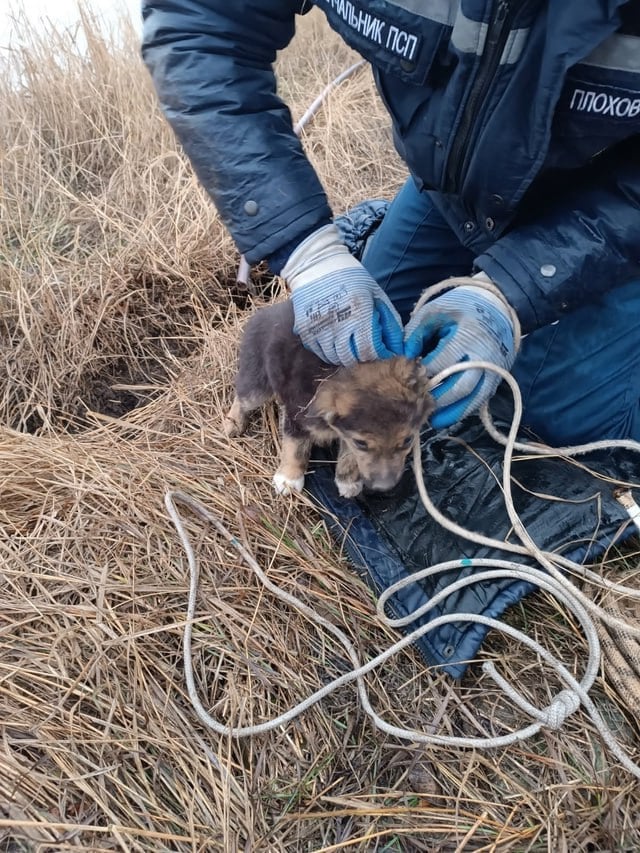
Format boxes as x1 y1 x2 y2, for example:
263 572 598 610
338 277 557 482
164 342 640 777
410 363 640 641
166 491 603 746
293 60 367 136
165 473 640 775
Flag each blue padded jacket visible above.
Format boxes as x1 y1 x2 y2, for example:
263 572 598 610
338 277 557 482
142 0 640 333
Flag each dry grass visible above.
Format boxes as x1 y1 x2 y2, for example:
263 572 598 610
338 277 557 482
1 6 639 851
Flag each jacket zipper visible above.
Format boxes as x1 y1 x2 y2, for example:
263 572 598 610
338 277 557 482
445 0 513 194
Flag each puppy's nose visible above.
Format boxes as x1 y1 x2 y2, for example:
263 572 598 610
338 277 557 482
366 472 403 492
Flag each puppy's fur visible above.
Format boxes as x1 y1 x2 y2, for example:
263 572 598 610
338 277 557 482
224 301 434 497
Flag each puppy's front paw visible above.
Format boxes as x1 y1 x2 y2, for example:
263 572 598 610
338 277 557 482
272 471 305 496
335 477 363 499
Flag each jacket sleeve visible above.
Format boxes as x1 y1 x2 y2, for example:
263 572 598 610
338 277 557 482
141 0 333 265
474 139 640 334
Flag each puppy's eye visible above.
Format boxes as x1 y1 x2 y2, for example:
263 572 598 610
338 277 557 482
400 436 414 449
352 438 370 451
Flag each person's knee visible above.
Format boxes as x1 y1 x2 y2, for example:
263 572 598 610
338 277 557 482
514 281 640 445
361 182 473 319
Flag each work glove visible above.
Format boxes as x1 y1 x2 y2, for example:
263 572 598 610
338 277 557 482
404 277 516 430
282 223 404 365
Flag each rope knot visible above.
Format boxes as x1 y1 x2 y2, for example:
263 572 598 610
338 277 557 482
542 690 581 729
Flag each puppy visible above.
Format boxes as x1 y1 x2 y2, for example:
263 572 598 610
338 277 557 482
223 301 434 497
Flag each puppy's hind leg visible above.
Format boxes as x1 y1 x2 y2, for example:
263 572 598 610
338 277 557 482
223 358 276 438
223 326 275 437
272 412 312 496
223 390 271 438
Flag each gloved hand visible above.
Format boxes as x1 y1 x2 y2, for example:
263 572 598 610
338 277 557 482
282 223 403 365
404 277 516 429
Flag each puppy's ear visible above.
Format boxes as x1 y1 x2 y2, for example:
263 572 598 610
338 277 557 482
309 385 338 425
405 360 435 422
404 359 432 397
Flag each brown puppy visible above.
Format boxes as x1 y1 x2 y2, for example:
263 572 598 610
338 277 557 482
223 301 434 497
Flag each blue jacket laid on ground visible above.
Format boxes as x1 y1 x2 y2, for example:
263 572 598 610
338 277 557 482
142 2 640 672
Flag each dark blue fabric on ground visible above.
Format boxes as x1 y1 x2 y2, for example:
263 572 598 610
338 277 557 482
305 397 639 678
309 199 640 677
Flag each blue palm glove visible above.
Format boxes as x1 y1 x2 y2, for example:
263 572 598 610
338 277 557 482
404 279 516 430
282 224 403 365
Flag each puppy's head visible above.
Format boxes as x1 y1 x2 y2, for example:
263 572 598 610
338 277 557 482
311 357 434 492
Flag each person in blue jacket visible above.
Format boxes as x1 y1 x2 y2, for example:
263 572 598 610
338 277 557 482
141 1 640 445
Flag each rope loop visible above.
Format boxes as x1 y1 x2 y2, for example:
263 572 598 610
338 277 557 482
483 658 582 730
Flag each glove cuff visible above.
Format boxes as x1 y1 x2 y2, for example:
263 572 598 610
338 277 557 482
282 223 359 291
450 283 512 316
453 277 521 349
413 275 519 344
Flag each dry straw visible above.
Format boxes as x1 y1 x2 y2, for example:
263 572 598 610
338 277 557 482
1 5 639 851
